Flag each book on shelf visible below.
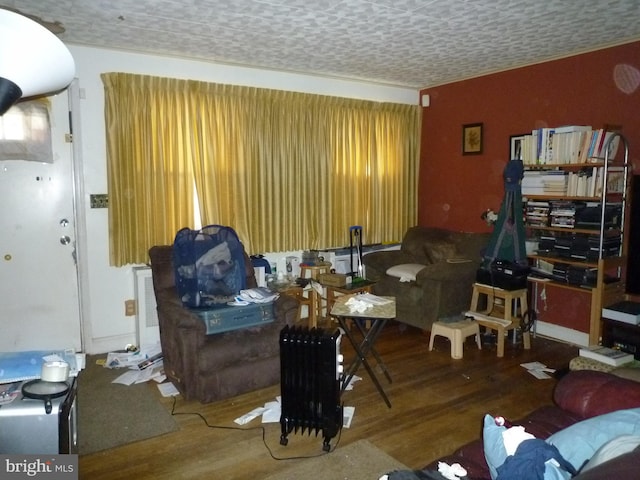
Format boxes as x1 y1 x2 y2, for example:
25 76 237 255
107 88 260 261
605 167 626 194
588 129 605 160
578 346 634 366
520 126 622 165
602 301 640 325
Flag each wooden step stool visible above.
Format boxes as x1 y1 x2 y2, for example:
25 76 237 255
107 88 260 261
429 319 481 359
298 264 331 326
467 282 531 357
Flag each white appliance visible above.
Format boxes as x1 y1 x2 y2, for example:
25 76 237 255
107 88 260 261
0 378 78 454
286 256 301 277
318 244 401 275
133 266 161 347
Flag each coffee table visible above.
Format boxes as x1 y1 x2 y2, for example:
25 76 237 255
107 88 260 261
330 294 395 408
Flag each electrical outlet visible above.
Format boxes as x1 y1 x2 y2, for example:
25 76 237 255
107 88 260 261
125 299 136 316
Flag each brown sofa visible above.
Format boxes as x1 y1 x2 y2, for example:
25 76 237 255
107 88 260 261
363 226 490 331
148 245 298 403
423 370 640 479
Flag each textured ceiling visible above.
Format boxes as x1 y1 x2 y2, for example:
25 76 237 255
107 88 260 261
4 0 640 89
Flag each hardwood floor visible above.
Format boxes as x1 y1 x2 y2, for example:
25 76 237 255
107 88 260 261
78 322 580 479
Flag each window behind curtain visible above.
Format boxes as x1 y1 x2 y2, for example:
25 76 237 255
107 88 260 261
102 72 421 266
0 100 53 162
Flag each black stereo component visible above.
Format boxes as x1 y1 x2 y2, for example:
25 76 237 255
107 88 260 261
476 260 530 291
602 318 640 360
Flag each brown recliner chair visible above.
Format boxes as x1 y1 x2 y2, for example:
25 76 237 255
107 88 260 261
148 245 298 403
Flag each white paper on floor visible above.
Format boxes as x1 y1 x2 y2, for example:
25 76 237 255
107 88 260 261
520 361 555 379
157 381 180 397
343 374 362 390
235 395 355 428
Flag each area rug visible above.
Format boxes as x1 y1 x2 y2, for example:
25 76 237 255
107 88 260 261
263 439 408 480
78 356 178 455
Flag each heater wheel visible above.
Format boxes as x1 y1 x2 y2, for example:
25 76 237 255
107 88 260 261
323 439 331 452
280 435 288 446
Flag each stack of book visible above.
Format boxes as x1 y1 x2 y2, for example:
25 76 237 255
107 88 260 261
522 171 546 195
549 201 576 228
525 200 550 227
578 346 634 367
542 171 568 195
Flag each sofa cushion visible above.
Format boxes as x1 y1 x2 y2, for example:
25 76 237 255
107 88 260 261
546 408 640 472
386 263 427 282
575 448 640 479
424 240 460 263
580 435 640 473
611 365 640 383
553 370 640 418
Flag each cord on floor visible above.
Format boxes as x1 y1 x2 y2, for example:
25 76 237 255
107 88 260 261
168 395 342 460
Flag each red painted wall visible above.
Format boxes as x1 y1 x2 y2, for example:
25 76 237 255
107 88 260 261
419 41 640 232
418 41 640 335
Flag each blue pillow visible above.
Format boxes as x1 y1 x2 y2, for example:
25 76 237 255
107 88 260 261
546 408 640 472
482 414 507 480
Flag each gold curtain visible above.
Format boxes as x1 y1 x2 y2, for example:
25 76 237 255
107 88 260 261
102 74 196 266
102 72 421 265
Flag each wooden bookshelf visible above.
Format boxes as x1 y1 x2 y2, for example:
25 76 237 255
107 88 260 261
523 132 631 345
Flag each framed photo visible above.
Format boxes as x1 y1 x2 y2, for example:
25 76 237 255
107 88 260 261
510 134 527 160
462 123 483 155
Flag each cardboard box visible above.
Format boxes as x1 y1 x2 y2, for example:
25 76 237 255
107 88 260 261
318 273 348 287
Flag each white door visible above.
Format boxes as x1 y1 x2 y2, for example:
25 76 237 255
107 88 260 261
0 91 82 352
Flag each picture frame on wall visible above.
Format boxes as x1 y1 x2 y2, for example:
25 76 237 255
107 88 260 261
510 134 527 160
462 123 483 155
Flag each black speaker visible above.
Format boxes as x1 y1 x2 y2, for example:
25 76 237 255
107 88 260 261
627 175 640 294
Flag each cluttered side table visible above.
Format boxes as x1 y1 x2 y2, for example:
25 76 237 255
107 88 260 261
330 294 395 408
325 279 376 316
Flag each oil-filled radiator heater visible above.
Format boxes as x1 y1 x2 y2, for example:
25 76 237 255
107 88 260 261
279 325 343 451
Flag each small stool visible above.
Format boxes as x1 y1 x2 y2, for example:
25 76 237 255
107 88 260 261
468 283 531 357
283 285 317 328
299 265 331 322
429 319 482 359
